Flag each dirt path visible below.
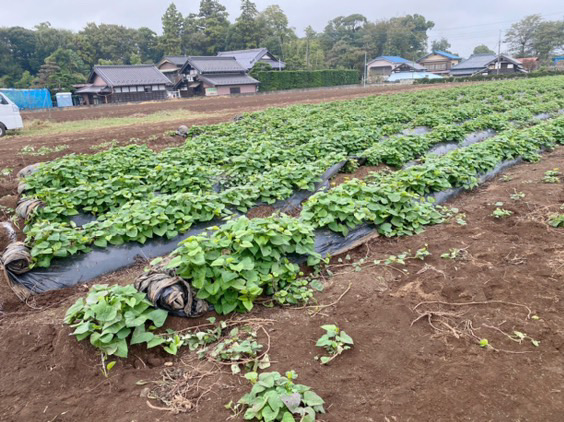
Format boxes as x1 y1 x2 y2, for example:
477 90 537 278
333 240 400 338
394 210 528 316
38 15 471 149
21 83 470 123
0 147 562 422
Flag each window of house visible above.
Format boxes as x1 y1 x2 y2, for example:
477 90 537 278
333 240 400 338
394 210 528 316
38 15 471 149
115 87 122 93
230 87 241 95
507 63 514 68
144 86 152 93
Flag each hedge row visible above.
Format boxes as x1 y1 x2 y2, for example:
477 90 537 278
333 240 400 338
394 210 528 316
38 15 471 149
415 69 564 84
254 70 360 92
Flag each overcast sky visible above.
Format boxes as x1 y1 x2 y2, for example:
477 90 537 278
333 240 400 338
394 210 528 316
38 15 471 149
2 0 562 57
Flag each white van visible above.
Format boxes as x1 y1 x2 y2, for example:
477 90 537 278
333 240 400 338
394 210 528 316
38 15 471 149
0 92 24 137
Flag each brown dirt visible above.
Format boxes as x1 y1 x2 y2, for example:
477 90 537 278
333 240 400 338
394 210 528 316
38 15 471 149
21 83 471 123
246 205 277 219
0 146 562 421
331 164 391 187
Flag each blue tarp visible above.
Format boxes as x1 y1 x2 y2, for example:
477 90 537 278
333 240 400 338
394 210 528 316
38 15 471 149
0 88 53 110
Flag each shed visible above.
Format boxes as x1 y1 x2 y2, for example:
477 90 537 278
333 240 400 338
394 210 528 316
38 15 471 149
55 92 73 107
76 65 172 105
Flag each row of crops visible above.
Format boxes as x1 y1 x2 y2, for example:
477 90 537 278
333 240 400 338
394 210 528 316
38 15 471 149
17 77 564 309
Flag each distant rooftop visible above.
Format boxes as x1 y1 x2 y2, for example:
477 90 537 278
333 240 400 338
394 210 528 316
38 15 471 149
91 65 171 87
432 50 462 60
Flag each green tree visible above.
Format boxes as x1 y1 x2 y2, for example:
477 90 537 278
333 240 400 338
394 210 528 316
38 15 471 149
473 44 496 55
382 14 434 60
160 3 184 55
531 20 564 61
15 70 36 88
257 5 296 59
431 37 451 52
0 27 38 74
227 0 262 49
37 48 89 92
504 14 543 57
77 23 138 66
34 22 75 69
183 0 230 55
136 27 163 63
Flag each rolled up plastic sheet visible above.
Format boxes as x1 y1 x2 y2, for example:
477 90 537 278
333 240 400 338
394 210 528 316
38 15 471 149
1 242 32 274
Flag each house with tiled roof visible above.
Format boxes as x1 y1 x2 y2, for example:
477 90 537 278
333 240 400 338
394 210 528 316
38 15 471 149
157 56 189 84
366 56 426 82
417 50 462 75
450 54 526 77
175 56 259 97
217 48 285 71
75 65 172 105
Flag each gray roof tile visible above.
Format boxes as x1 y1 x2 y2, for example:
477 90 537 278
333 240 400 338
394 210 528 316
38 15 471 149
186 56 247 74
162 56 189 66
199 74 259 86
92 65 171 87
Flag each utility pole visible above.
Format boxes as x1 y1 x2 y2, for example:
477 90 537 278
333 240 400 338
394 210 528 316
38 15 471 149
364 52 367 87
497 30 502 75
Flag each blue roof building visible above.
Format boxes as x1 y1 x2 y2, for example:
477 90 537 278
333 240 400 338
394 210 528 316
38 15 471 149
417 51 463 75
366 55 426 81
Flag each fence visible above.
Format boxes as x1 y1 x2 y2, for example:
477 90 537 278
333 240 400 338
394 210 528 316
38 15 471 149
0 88 53 110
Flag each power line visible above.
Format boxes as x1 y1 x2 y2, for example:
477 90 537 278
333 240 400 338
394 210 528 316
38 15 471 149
430 10 564 32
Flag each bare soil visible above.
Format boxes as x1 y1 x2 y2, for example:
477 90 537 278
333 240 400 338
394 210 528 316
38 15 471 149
0 146 562 421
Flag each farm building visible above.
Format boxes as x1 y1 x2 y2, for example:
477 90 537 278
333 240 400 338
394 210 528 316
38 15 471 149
450 54 526 77
157 56 189 85
217 48 286 71
175 56 259 97
76 65 172 105
366 56 426 82
516 57 540 72
417 50 462 75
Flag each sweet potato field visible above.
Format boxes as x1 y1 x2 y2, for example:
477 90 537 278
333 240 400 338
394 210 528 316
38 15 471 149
2 76 563 422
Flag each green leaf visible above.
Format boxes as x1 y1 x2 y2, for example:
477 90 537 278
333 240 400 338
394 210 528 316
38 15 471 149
130 325 154 345
303 391 324 407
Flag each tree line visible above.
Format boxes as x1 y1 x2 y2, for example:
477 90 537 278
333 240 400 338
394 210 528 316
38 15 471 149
0 0 562 92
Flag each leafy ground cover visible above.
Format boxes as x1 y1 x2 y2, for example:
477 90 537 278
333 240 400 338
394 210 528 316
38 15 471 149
18 76 564 271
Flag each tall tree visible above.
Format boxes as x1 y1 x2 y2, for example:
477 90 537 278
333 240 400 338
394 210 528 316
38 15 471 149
183 0 230 55
431 37 451 52
472 44 496 55
226 0 262 49
504 14 543 57
76 23 138 66
531 20 564 60
136 27 163 63
257 5 296 59
37 48 88 91
383 14 434 60
160 3 184 55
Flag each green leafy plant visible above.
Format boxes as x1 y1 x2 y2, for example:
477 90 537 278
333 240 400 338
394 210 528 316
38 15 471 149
20 144 69 156
209 327 268 375
510 191 525 200
64 284 168 359
0 167 12 177
315 324 354 365
166 216 320 314
542 168 561 183
548 213 564 228
492 208 513 218
440 248 465 260
512 331 540 347
236 371 325 421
